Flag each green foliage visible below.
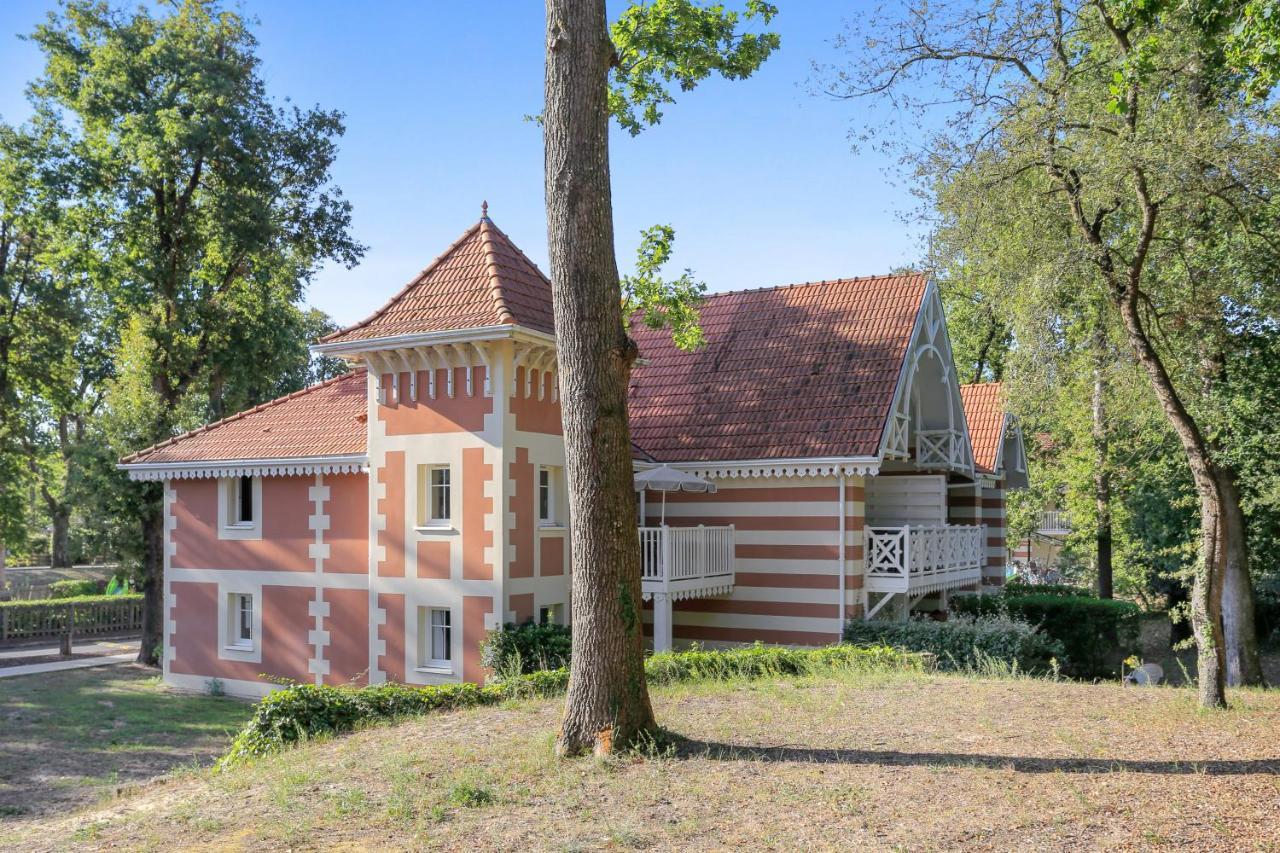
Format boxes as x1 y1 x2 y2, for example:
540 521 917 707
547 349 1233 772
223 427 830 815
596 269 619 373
1003 581 1095 598
48 578 104 599
842 613 1064 675
220 644 923 767
0 592 142 610
621 224 707 351
608 0 780 135
480 621 572 675
953 593 1142 679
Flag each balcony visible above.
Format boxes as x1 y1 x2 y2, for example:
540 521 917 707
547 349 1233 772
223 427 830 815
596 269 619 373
640 525 735 652
864 524 985 618
1038 511 1072 535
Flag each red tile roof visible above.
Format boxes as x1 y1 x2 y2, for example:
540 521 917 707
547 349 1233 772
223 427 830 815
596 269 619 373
120 370 369 466
627 275 928 462
319 216 555 345
960 381 1006 473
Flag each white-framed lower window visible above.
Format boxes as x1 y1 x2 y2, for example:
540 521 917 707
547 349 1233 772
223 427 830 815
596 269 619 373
417 465 452 528
417 606 453 670
538 466 562 526
228 592 254 650
539 603 563 625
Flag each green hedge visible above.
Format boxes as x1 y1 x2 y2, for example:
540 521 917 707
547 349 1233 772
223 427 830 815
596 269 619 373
952 593 1140 679
48 579 105 599
0 593 143 610
480 621 572 675
1003 581 1095 598
842 613 1064 674
220 643 925 768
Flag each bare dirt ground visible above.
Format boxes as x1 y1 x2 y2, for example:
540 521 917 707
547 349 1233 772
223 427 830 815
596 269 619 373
2 670 1277 852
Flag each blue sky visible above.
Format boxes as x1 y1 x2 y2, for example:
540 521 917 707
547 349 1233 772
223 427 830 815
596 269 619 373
0 1 921 328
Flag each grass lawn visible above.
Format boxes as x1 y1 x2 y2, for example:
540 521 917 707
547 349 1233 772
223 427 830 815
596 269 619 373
0 664 253 821
3 669 1277 851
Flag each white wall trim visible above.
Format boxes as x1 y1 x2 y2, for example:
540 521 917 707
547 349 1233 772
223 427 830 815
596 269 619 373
673 457 880 480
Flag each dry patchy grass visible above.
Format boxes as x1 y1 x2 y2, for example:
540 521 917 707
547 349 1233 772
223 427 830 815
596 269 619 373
3 671 1278 851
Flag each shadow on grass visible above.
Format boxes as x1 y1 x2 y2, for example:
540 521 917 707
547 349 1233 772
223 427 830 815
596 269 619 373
674 739 1280 776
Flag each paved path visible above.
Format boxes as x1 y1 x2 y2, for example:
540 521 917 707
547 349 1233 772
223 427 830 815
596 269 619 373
0 638 139 679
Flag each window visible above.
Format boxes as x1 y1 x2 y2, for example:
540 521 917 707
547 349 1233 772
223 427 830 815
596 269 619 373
226 476 255 527
229 593 253 649
417 465 451 527
418 607 452 669
538 466 560 525
539 603 563 625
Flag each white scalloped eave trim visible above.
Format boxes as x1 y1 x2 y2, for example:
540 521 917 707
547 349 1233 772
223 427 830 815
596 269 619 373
683 462 880 480
122 458 368 481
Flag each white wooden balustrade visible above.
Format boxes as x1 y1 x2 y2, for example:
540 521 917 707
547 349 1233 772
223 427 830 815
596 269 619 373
639 524 736 653
1038 511 1072 534
864 524 985 598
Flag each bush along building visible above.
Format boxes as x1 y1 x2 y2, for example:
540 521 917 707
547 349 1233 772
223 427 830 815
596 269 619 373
119 212 1029 697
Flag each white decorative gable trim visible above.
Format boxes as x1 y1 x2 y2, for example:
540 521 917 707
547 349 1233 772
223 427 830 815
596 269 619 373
876 280 975 477
672 457 881 480
119 454 369 482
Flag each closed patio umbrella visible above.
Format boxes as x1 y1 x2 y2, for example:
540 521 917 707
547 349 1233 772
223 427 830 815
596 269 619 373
633 465 717 524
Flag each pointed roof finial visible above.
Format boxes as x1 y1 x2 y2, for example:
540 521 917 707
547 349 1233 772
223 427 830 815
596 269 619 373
481 200 489 220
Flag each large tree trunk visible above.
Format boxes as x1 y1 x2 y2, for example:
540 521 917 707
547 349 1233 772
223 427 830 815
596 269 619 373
1113 292 1227 708
543 0 656 756
1091 333 1113 599
49 505 70 569
0 544 8 600
137 505 165 666
1217 468 1265 686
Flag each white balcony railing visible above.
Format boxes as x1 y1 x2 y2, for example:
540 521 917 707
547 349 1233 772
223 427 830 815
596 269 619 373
639 525 735 600
1038 511 1072 534
865 524 985 596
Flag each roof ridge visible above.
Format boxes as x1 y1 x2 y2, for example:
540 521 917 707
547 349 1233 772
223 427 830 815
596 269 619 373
318 221 485 344
477 218 518 326
701 271 927 300
120 368 367 464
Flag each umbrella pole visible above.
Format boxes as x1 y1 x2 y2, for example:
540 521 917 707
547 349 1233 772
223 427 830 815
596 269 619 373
661 490 667 526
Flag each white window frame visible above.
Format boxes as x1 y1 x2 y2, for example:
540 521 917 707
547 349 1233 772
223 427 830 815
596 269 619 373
228 593 254 649
219 587 262 662
416 464 453 530
416 606 454 672
537 465 563 527
217 476 262 540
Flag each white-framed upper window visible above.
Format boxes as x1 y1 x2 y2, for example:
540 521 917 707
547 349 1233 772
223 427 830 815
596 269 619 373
538 466 561 526
217 475 262 540
228 592 254 650
417 465 452 528
417 606 452 669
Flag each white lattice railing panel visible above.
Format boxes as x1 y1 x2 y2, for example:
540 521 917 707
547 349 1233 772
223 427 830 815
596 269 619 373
866 524 986 596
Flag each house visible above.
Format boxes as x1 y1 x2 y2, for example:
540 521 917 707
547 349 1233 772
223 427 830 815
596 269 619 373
119 212 1029 698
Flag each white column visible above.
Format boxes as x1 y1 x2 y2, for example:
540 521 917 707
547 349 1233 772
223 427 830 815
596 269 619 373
652 592 673 653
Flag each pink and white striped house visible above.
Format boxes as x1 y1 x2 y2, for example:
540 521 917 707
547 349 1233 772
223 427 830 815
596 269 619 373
120 213 1028 698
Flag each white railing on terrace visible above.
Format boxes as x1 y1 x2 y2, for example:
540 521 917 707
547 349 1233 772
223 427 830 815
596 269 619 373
1038 511 1072 533
865 524 985 595
639 525 735 596
916 429 964 469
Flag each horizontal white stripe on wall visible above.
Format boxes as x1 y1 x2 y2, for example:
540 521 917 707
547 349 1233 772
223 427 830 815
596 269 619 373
652 501 839 518
671 610 840 632
733 530 839 546
733 557 842 572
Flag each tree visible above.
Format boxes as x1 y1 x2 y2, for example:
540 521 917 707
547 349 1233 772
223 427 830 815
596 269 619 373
543 0 778 755
30 0 362 664
831 0 1280 705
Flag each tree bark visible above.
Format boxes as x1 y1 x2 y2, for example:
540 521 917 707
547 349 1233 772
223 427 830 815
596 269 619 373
1112 292 1227 707
137 504 165 666
1217 468 1265 686
544 0 657 756
1091 325 1112 599
49 505 70 569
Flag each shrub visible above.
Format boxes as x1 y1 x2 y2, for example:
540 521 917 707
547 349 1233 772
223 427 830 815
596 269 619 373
220 644 924 767
480 621 572 674
48 579 105 599
952 593 1141 679
1003 580 1095 598
0 594 145 638
842 613 1064 674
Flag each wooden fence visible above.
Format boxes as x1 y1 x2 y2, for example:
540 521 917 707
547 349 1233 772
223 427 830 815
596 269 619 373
0 595 144 645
